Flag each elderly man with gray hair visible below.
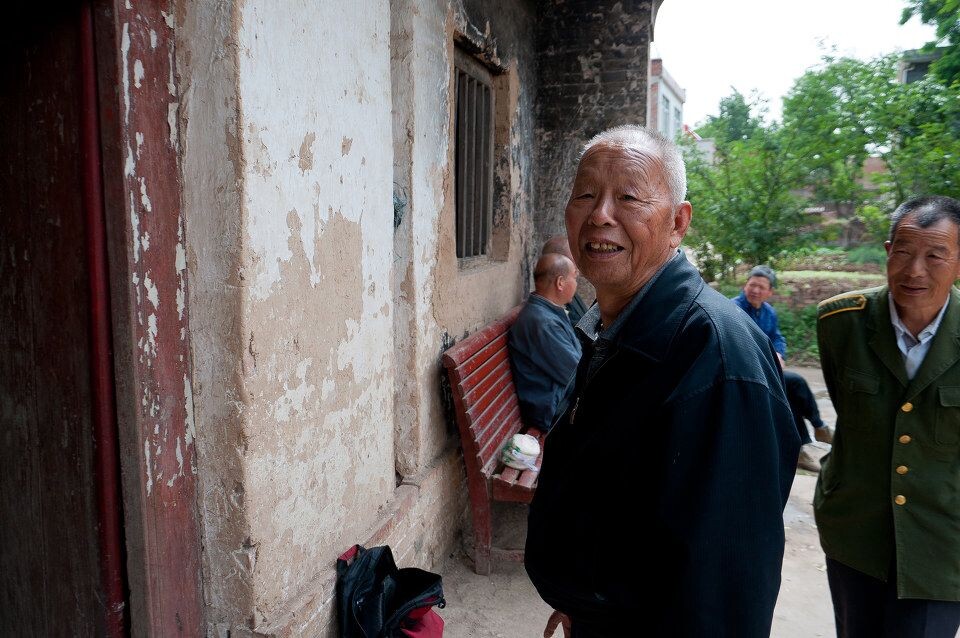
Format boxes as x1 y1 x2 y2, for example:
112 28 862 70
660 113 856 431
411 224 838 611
524 125 800 637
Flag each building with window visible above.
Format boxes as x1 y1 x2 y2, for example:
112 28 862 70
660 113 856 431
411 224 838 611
1 1 663 635
647 56 686 139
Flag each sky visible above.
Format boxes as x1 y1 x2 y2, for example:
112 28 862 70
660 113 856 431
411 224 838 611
651 0 938 128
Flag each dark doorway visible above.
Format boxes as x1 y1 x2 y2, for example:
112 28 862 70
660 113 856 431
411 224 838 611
0 3 127 634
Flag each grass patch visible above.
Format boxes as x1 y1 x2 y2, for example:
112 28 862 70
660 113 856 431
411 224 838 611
780 270 885 282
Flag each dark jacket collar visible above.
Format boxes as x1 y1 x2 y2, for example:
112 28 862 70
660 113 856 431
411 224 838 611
613 252 704 362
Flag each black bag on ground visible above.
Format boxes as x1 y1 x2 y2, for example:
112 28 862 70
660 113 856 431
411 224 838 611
336 544 445 638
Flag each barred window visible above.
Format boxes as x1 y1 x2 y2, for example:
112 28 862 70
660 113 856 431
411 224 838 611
453 50 494 259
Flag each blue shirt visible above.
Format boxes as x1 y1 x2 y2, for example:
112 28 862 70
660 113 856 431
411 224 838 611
732 292 787 358
508 293 582 431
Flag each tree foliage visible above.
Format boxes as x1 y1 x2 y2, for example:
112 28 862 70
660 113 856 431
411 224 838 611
781 54 960 226
685 93 807 279
901 0 960 85
687 53 960 278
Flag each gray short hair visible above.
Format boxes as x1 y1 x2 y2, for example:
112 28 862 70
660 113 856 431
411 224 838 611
889 195 960 245
581 125 687 205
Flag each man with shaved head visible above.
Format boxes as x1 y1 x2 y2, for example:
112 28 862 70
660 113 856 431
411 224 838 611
525 125 799 637
541 235 590 325
508 252 582 433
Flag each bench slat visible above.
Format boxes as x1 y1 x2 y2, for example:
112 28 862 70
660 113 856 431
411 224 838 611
441 307 522 369
466 380 515 428
457 334 509 381
477 403 523 471
471 391 518 448
461 358 511 408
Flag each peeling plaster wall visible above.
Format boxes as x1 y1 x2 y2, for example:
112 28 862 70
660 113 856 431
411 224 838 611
177 0 252 630
237 0 396 629
392 0 538 477
181 0 541 633
181 0 396 633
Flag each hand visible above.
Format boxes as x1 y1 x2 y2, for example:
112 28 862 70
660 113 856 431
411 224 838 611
543 610 571 637
776 353 785 368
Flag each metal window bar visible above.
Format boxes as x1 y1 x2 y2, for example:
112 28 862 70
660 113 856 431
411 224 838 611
454 62 493 259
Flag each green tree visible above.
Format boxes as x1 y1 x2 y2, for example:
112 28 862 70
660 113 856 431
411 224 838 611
685 93 808 279
901 0 960 85
781 54 960 227
697 90 763 143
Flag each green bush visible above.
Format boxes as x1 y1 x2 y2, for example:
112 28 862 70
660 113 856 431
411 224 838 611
845 244 887 266
775 302 820 366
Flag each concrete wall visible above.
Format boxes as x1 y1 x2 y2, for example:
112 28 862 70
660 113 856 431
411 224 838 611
391 0 537 478
180 1 396 634
179 0 538 634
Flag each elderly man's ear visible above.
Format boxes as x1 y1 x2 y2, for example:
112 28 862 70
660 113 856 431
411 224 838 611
670 201 693 248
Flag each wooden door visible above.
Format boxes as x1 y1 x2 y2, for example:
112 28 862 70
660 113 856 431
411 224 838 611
0 4 126 634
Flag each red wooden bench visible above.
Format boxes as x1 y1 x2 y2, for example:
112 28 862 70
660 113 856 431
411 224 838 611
441 305 545 575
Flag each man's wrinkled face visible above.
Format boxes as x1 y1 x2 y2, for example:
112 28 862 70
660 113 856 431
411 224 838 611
744 276 774 309
564 144 689 300
885 215 960 318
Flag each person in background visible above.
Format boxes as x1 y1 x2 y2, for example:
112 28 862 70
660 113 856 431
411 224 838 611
508 253 582 433
541 235 589 326
815 195 960 638
732 265 835 472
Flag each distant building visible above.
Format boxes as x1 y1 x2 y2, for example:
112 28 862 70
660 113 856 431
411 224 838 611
648 56 686 138
898 47 946 83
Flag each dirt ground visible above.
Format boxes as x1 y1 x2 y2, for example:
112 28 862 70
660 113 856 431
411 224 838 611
436 367 837 637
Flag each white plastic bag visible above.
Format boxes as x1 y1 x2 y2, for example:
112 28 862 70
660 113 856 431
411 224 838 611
501 433 541 471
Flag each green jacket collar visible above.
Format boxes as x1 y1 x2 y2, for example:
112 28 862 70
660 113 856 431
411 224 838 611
867 286 960 394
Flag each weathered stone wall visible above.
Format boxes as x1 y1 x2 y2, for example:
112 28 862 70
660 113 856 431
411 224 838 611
534 0 658 261
180 0 539 634
180 1 397 634
391 0 537 478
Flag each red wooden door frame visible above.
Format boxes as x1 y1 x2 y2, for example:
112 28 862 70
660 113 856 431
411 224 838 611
80 4 127 635
90 1 205 634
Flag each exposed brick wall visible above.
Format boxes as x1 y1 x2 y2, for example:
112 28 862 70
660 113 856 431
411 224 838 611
533 0 657 248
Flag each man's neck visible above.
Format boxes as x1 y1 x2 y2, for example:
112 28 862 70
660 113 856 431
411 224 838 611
533 289 565 308
895 299 947 338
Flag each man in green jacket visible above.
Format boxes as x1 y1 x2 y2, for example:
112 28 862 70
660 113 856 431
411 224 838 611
815 195 960 638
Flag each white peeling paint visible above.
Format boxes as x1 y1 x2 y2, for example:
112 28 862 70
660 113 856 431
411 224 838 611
125 145 136 177
144 273 160 309
134 59 145 88
135 131 144 158
150 29 158 49
272 358 315 423
176 241 187 319
130 191 140 263
168 48 177 97
145 313 158 359
121 23 131 125
144 438 153 495
141 231 150 253
184 374 196 448
168 102 179 149
167 436 184 487
139 177 152 212
125 0 131 8
161 10 174 29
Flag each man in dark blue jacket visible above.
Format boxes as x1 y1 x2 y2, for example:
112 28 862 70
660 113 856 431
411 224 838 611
508 253 582 433
732 265 835 471
525 125 799 637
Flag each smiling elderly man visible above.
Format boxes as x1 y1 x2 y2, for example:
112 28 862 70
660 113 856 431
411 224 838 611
815 196 960 638
524 125 800 638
